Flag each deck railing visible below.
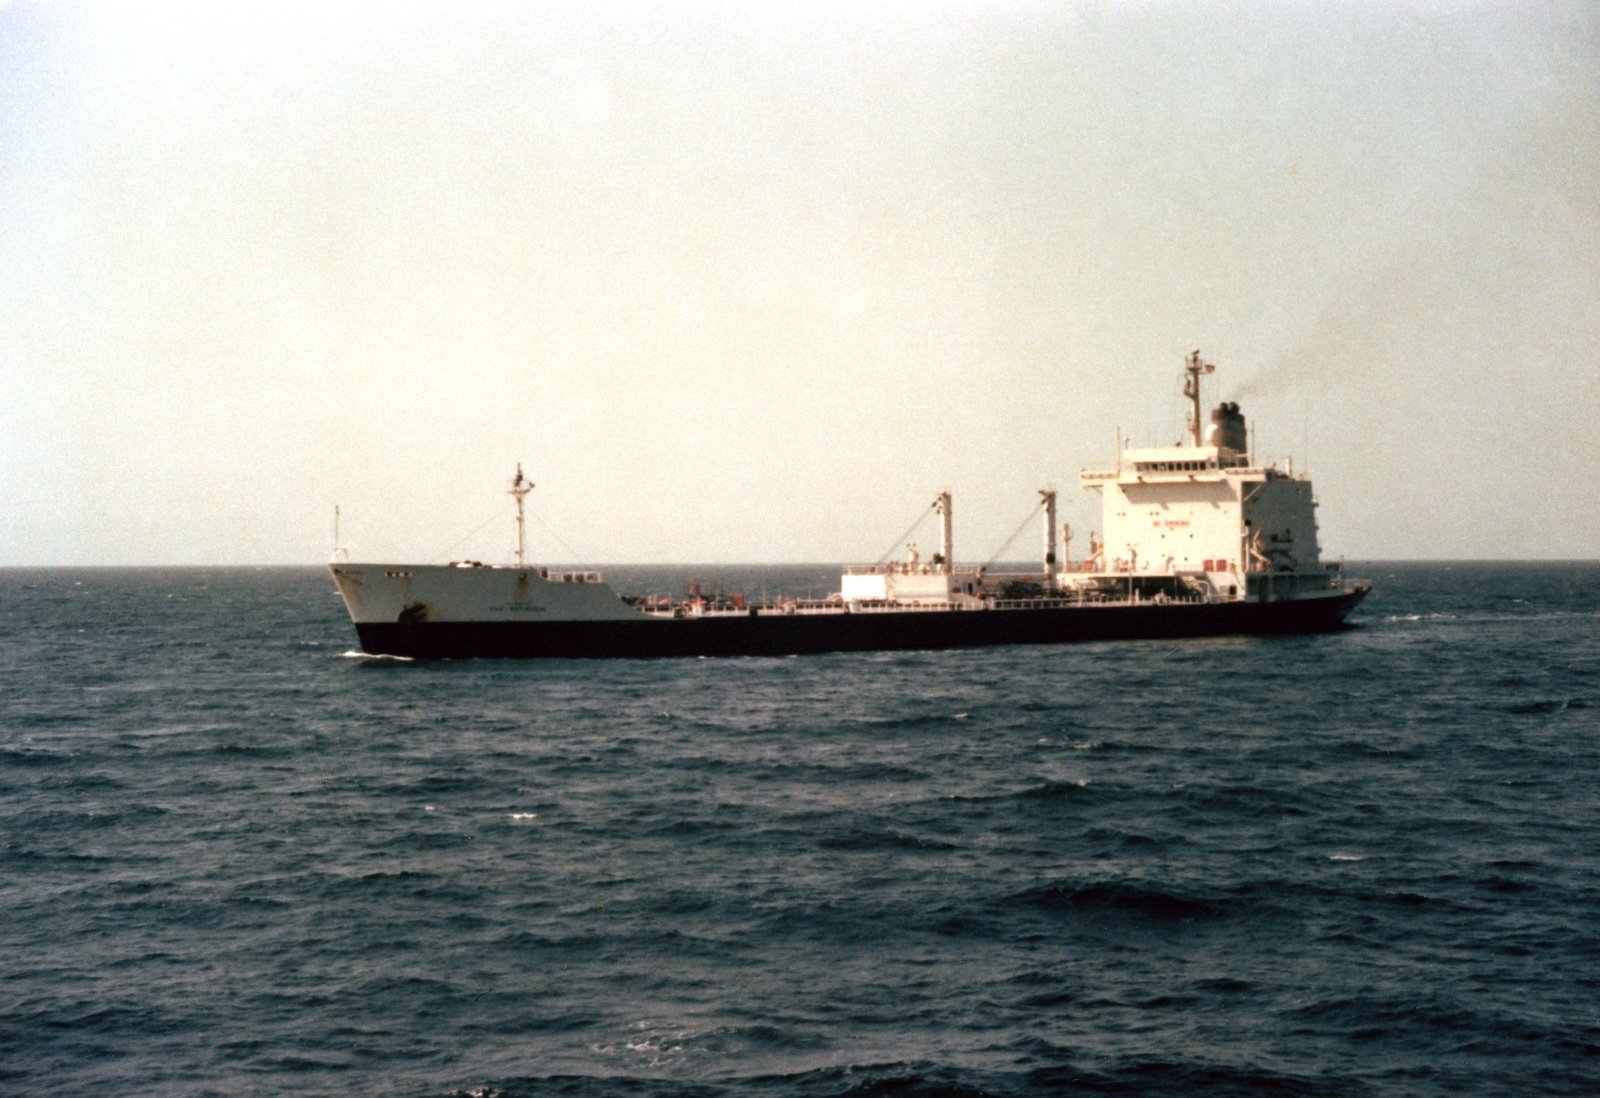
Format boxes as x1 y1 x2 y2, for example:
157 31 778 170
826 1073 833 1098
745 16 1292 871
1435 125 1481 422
638 590 1214 619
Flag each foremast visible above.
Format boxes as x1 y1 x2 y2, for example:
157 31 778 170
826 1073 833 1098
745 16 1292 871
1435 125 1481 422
509 464 534 569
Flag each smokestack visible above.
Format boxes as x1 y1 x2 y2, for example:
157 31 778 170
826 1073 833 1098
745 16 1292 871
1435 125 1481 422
1205 402 1247 457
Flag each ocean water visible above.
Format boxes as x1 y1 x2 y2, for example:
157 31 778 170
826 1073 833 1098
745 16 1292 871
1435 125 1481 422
3 561 1597 1097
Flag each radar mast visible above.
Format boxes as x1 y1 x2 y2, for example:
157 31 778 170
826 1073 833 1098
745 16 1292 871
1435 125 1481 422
1182 349 1216 447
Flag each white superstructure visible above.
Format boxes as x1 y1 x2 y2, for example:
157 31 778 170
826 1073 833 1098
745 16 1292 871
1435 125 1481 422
839 491 989 606
1067 350 1343 604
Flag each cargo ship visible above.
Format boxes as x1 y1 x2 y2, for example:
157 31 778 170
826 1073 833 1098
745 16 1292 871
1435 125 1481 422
329 353 1369 658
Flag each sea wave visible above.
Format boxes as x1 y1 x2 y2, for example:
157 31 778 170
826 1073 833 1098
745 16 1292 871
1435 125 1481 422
5 564 1599 1097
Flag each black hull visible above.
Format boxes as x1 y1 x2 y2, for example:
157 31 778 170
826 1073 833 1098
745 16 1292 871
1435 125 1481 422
353 587 1369 660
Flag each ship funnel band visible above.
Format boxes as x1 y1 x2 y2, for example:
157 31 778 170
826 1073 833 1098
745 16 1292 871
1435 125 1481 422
1205 402 1247 453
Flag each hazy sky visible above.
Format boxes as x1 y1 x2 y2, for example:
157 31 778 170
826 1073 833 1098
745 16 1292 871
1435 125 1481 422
3 1 1596 565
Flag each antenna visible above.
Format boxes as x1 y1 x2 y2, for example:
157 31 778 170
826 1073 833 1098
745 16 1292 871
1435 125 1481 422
509 464 534 568
1182 349 1216 447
